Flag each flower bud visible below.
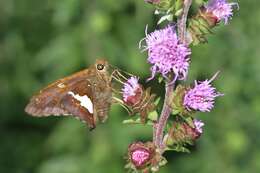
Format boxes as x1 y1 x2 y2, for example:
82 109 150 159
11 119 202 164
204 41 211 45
183 119 204 140
166 119 204 146
122 77 143 106
205 0 238 25
127 141 167 172
187 7 218 45
188 0 238 45
122 77 156 123
128 142 155 169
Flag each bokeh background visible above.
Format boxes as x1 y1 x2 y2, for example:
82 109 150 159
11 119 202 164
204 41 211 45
0 0 259 173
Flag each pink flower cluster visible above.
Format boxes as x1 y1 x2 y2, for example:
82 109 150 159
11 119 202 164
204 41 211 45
206 0 238 24
184 72 223 112
142 26 191 82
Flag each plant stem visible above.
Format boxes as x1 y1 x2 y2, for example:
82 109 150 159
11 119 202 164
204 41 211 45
154 83 174 149
154 0 193 151
178 0 193 44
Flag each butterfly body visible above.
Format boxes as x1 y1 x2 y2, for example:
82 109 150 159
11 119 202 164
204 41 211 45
25 59 112 130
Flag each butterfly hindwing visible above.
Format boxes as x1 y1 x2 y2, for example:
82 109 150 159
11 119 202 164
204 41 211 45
61 80 96 129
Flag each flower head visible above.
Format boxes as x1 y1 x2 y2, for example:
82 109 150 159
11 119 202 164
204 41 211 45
132 149 150 167
128 142 155 169
141 25 191 81
183 72 223 112
122 77 142 106
205 0 238 24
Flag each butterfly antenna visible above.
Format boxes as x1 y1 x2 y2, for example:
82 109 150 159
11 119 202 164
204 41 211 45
110 64 135 78
111 69 127 84
111 74 125 85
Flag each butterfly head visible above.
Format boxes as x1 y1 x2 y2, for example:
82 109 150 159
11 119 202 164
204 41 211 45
95 59 109 72
94 59 114 84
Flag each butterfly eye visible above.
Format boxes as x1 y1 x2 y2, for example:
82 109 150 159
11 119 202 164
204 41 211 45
97 64 104 70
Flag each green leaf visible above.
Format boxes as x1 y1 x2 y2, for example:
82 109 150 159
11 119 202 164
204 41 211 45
165 134 174 146
159 157 168 166
165 145 191 153
157 14 173 24
158 76 164 83
148 110 158 121
175 0 184 11
156 0 174 11
154 97 161 106
185 117 195 128
175 9 183 16
146 120 155 126
122 118 141 124
154 9 161 15
124 163 132 169
172 109 180 115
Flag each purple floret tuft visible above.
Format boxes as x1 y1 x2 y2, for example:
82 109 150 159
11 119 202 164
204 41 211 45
184 72 223 112
141 25 191 82
205 0 238 24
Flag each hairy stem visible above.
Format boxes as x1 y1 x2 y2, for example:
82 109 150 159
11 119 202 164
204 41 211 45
178 0 193 44
154 0 193 151
154 83 174 149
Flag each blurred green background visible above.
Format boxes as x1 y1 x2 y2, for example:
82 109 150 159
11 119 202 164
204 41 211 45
0 0 259 173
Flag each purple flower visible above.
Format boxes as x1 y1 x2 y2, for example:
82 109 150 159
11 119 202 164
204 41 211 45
141 26 191 82
122 77 142 105
205 0 238 24
128 142 155 169
132 149 150 167
193 119 204 134
183 72 224 112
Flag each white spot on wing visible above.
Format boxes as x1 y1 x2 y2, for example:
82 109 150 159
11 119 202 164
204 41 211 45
68 91 93 114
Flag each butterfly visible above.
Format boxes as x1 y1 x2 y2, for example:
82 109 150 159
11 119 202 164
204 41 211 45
25 59 113 130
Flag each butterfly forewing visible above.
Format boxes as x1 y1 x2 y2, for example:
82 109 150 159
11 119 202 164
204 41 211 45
25 59 112 130
25 69 91 116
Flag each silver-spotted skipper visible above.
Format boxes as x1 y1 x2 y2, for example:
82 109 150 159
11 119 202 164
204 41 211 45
25 59 112 130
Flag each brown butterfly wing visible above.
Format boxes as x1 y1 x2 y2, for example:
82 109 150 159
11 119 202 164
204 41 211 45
25 59 113 130
25 68 97 129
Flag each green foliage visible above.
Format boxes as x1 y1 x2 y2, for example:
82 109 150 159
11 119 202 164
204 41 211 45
155 0 184 24
169 84 187 115
1 0 260 173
